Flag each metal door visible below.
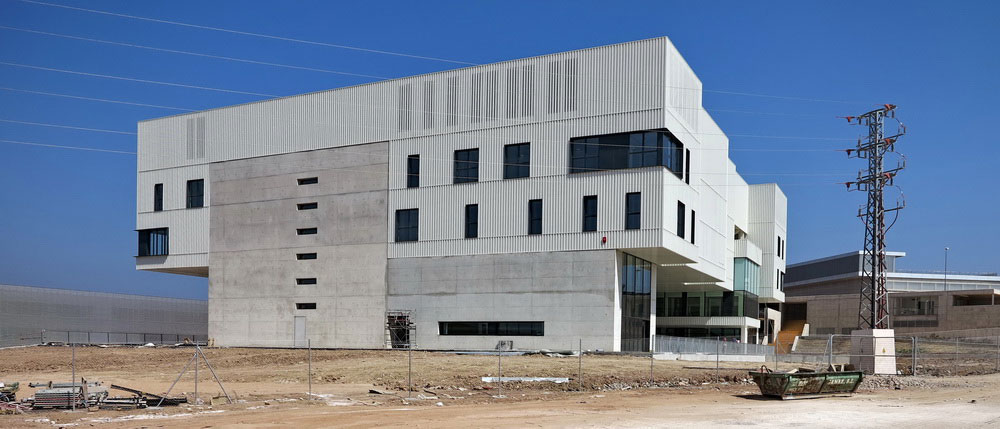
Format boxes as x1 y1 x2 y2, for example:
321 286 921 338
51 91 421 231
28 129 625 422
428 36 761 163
294 316 306 348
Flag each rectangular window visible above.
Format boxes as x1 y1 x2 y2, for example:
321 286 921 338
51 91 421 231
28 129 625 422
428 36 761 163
395 208 419 242
503 143 530 179
625 192 641 230
438 321 544 336
406 154 420 188
777 237 781 258
296 303 317 310
153 183 163 212
297 202 318 210
569 129 683 175
186 179 204 208
297 227 317 235
296 278 317 285
582 195 598 232
685 149 691 185
528 199 543 235
453 148 479 183
690 210 696 244
137 228 168 256
464 204 478 238
296 253 317 260
297 177 318 185
676 201 686 239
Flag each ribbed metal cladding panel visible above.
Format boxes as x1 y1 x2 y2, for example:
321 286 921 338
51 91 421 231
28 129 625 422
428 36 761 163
137 37 669 173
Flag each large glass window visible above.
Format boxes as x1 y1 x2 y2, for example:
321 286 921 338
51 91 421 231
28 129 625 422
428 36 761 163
503 143 530 179
569 129 684 176
464 204 478 239
528 199 543 235
395 208 419 242
137 228 168 256
439 321 544 336
453 148 479 183
153 183 163 212
186 179 204 208
733 258 761 296
582 195 598 232
406 154 420 188
625 192 641 230
665 290 757 319
621 253 652 352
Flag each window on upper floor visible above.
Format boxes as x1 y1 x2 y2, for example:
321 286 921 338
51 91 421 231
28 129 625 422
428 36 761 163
569 129 683 177
296 303 317 310
297 227 317 235
186 179 204 208
690 210 696 244
625 192 641 230
503 143 530 179
685 149 691 185
297 202 318 210
137 228 168 256
296 278 317 285
296 253 317 260
395 208 419 242
464 204 478 239
453 148 479 184
528 199 543 235
676 201 686 239
406 154 420 188
153 183 163 212
439 321 544 336
582 195 598 232
297 177 318 185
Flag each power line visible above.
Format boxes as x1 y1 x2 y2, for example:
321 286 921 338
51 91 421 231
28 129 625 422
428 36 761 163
0 25 388 80
0 86 194 111
16 0 476 65
0 61 278 97
0 138 135 154
0 118 135 135
703 89 866 105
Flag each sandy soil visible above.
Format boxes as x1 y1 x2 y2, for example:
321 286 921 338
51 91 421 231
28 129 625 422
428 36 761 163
2 345 999 428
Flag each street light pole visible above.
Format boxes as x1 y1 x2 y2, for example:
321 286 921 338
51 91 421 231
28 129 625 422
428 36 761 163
944 247 950 291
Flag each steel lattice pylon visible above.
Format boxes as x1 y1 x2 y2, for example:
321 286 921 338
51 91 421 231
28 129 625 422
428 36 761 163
843 105 906 330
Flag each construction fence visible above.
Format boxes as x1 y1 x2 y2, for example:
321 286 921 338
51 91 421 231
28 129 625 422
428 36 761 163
0 330 208 348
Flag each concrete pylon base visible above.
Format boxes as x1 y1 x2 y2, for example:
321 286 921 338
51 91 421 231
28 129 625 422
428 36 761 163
850 329 897 374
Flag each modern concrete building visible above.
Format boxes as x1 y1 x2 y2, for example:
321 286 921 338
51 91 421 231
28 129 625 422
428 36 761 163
0 284 207 347
784 251 1000 338
134 37 787 351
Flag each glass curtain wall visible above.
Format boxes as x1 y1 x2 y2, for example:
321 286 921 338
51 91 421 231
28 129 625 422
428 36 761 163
621 253 652 352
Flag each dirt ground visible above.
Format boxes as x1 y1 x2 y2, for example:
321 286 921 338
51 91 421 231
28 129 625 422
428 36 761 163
2 345 999 427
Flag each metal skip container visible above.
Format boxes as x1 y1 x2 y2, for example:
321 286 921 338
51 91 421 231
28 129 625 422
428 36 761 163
749 366 864 399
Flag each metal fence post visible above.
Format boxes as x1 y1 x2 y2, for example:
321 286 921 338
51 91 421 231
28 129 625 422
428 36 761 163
194 348 199 404
71 342 76 411
578 339 583 391
995 336 999 373
716 336 720 383
911 336 917 376
827 335 833 367
307 339 312 398
497 349 503 398
407 343 413 398
955 337 959 361
649 340 654 386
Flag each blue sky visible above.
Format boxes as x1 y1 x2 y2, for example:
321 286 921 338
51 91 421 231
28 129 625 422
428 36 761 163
1 0 997 300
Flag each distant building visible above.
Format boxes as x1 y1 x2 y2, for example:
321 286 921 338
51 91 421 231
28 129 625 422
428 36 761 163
783 251 1000 338
0 284 207 347
134 38 787 351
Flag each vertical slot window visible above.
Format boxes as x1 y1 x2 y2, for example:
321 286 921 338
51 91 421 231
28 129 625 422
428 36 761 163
464 204 478 238
582 195 598 232
625 193 641 230
406 154 420 188
153 183 163 212
528 199 543 235
677 201 686 239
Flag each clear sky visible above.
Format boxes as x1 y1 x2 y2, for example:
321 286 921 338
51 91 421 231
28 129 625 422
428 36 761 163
1 0 997 300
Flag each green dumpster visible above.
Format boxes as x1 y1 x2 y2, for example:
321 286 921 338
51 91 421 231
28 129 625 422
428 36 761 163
749 367 863 399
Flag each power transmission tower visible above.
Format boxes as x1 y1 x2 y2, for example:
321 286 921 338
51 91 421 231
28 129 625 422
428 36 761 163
843 104 906 330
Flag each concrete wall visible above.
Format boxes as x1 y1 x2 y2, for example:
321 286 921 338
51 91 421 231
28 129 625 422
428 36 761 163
0 284 207 347
386 249 618 351
208 143 389 348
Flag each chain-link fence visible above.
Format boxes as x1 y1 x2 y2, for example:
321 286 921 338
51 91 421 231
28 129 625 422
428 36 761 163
0 330 208 348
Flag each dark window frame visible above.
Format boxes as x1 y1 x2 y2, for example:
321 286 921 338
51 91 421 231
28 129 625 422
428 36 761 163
677 201 686 239
297 202 318 210
296 253 318 260
296 303 317 310
690 210 696 244
185 179 204 209
153 183 163 212
685 149 691 185
395 208 419 242
438 321 544 336
464 204 478 239
296 278 317 285
453 148 480 184
582 195 598 232
568 129 684 176
137 228 169 257
503 142 531 179
528 199 543 235
297 227 317 235
625 192 641 230
297 177 318 185
406 154 420 188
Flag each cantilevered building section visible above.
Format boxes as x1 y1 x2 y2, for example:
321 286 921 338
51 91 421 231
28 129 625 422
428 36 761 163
135 37 787 351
